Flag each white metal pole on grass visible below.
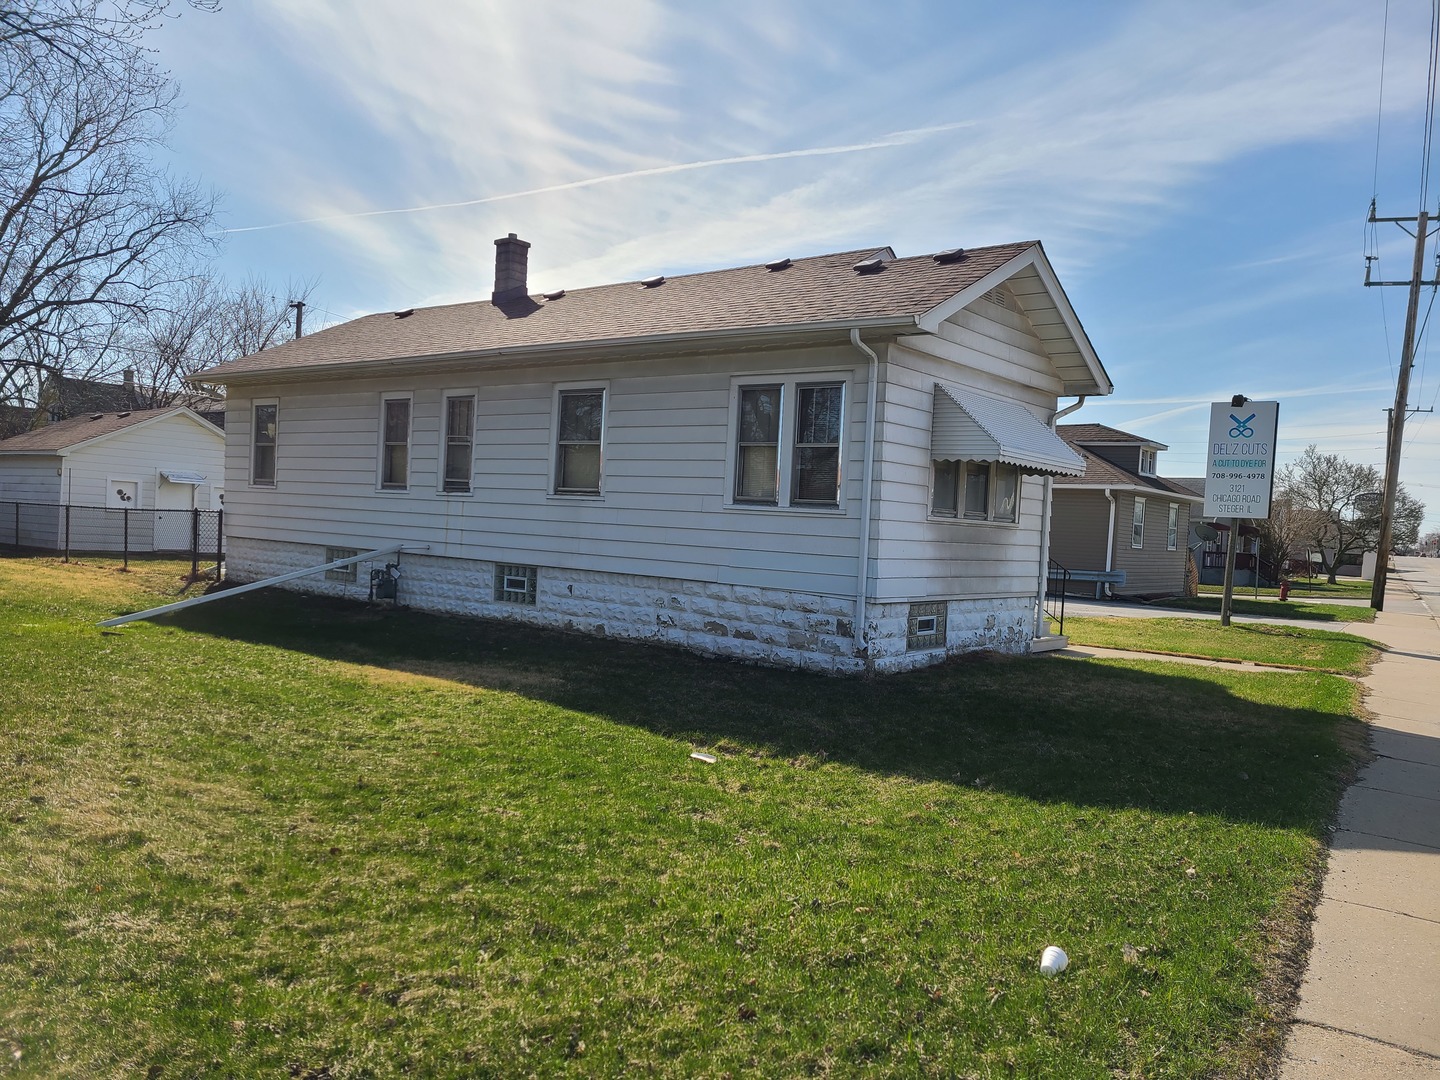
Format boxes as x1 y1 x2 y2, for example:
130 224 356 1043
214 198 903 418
97 544 424 627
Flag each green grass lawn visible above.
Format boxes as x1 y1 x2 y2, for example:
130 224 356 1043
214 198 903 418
0 557 1368 1078
1198 579 1372 600
1145 596 1376 624
1063 617 1380 674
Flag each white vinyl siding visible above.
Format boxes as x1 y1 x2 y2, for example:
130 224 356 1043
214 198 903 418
61 412 223 510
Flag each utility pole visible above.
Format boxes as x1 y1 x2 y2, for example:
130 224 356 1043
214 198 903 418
288 300 306 340
1364 205 1438 610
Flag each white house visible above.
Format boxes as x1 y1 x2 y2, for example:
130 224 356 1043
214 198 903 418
195 236 1112 673
0 407 224 550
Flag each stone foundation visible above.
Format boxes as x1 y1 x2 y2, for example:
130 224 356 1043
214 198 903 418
226 538 1037 674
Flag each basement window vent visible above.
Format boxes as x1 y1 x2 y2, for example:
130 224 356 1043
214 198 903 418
853 257 885 274
495 564 537 605
906 601 947 651
765 257 792 271
639 275 665 288
984 289 1008 308
325 546 359 583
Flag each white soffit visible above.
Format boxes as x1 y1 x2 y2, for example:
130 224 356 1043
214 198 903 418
931 383 1086 476
160 469 207 484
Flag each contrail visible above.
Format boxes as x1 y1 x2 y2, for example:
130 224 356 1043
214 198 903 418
224 123 974 234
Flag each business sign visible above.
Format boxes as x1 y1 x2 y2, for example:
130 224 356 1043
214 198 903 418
1204 400 1279 519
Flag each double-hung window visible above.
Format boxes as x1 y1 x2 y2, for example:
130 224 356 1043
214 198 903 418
1139 448 1157 476
1132 497 1146 548
931 460 1019 523
251 401 277 486
555 388 604 495
380 396 411 490
443 394 475 493
730 377 845 509
1167 503 1179 551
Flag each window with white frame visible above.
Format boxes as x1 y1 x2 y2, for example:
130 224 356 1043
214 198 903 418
1132 497 1146 548
443 394 475 493
730 378 845 509
251 401 277 486
380 396 411 490
1139 448 1157 475
931 460 1019 523
555 388 604 495
1167 503 1179 551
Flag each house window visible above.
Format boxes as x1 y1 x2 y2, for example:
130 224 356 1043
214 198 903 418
907 601 947 650
494 564 537 604
1132 497 1146 548
931 460 1019 523
735 384 781 503
730 375 848 511
1167 504 1179 551
555 388 604 495
251 402 277 486
325 546 359 583
380 396 411 490
443 394 475 493
792 383 843 506
1139 448 1157 476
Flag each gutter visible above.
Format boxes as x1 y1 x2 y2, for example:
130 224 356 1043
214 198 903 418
849 328 880 657
1034 396 1087 637
190 315 921 388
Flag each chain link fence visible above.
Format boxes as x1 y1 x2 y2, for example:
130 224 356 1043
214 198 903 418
0 501 224 574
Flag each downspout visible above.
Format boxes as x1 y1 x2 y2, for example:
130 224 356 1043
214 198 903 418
1102 487 1117 600
1034 396 1087 637
849 328 879 657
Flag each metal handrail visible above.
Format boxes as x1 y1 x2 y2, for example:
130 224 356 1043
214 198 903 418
1044 558 1070 635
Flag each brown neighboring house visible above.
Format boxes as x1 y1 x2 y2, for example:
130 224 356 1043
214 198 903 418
1047 424 1203 598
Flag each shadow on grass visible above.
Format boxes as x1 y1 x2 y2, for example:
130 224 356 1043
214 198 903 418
165 589 1368 834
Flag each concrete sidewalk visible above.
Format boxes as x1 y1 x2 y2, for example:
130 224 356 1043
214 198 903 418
1279 571 1440 1077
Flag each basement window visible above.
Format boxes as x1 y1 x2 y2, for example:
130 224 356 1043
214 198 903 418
325 547 359 583
495 564 537 605
907 602 947 651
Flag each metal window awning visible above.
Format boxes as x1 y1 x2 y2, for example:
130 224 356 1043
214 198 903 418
160 469 207 484
931 383 1086 476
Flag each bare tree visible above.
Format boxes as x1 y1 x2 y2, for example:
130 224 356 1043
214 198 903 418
1278 446 1389 584
127 272 315 406
1392 488 1426 551
0 0 217 416
1256 493 1328 578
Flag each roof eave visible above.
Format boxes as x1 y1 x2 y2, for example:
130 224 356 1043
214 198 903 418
190 315 921 387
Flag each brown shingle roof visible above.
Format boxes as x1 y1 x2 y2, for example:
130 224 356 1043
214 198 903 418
1055 444 1201 498
198 242 1037 381
0 409 206 452
1057 423 1166 448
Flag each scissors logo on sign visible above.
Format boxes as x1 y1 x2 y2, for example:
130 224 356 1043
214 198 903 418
1229 412 1256 438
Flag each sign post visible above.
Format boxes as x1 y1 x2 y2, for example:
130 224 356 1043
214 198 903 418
1203 399 1280 626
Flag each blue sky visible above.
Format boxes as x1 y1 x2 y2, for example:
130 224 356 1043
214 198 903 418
152 1 1439 533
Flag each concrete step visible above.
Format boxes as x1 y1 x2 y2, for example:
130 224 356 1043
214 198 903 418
1030 634 1070 654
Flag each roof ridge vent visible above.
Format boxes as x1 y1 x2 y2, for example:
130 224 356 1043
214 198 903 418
542 288 566 301
639 275 665 288
89 413 103 421
116 411 130 418
393 308 414 318
765 257 791 271
853 257 885 274
932 248 967 264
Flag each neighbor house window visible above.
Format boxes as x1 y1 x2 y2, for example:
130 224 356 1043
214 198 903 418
555 388 604 494
730 376 847 510
735 384 781 503
1167 503 1179 551
1139 448 1157 476
251 402 277 486
380 396 411 490
791 383 842 506
443 394 475 493
931 460 1019 523
1132 497 1146 548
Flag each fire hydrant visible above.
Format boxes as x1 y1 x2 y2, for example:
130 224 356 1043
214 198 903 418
1279 580 1291 601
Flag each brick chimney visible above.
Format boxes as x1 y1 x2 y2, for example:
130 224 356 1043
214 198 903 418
122 368 136 407
492 233 531 303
